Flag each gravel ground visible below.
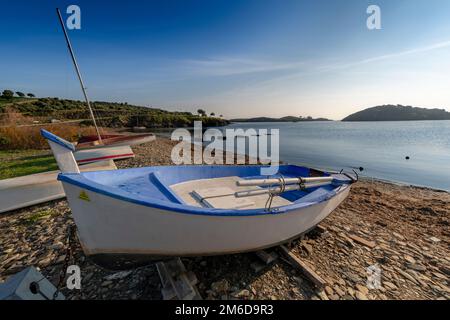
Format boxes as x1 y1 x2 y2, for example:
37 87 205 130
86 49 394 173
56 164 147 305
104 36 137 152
0 138 449 300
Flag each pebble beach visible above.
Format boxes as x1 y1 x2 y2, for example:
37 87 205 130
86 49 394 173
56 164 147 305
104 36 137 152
0 137 449 300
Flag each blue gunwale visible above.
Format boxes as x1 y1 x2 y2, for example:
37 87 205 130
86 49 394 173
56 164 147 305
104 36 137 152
40 129 76 151
58 165 349 217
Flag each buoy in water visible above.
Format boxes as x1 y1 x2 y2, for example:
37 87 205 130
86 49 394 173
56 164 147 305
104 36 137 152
359 167 364 172
405 156 410 160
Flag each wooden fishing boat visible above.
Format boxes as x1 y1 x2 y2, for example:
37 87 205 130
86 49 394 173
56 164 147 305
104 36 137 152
0 160 116 214
76 133 155 149
42 129 356 269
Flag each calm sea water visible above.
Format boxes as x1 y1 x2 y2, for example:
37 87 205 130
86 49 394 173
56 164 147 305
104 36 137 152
225 121 450 191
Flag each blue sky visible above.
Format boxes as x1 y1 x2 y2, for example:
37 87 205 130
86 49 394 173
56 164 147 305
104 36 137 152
1 0 450 119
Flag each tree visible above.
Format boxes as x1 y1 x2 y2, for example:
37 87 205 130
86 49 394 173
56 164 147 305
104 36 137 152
16 91 25 97
27 93 35 98
2 90 14 98
210 112 215 117
220 115 223 118
197 109 206 117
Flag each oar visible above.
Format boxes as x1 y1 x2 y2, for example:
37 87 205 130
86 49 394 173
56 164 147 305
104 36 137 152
235 181 332 198
236 176 333 187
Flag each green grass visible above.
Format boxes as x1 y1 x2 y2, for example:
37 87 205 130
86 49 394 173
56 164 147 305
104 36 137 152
0 149 57 179
20 210 54 226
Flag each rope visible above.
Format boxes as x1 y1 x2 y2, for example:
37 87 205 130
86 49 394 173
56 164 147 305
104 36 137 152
265 174 286 212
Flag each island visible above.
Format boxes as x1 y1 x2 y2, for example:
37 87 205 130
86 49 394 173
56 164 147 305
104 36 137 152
342 104 450 121
231 116 331 123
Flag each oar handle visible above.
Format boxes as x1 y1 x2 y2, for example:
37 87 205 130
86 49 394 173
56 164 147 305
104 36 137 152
237 176 333 187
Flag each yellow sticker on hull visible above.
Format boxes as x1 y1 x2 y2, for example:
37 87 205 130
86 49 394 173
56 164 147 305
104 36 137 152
79 190 91 202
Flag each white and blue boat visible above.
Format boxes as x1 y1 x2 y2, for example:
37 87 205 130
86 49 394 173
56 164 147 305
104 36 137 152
41 129 355 269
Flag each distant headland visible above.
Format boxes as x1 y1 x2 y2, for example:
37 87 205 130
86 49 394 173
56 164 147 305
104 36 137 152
342 105 450 122
231 116 331 123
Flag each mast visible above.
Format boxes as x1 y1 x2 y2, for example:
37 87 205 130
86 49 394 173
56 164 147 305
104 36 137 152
56 8 102 144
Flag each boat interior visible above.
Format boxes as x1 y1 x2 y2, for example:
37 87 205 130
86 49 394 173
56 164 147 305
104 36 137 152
59 165 352 211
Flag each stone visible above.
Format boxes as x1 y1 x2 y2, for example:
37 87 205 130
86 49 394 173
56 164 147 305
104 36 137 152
231 289 250 298
348 234 376 249
211 279 230 294
439 266 450 276
428 237 441 243
404 255 416 265
345 272 362 283
355 291 368 300
301 243 313 256
250 262 265 273
50 242 64 250
324 286 334 295
104 270 132 281
334 286 346 297
101 280 113 287
392 232 405 240
317 290 329 300
397 269 419 285
407 264 426 272
383 281 398 290
432 272 447 280
347 287 355 297
55 255 65 264
355 284 369 295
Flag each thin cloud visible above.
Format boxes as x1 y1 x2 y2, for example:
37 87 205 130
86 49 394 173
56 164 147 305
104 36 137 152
179 57 305 76
320 40 450 72
225 39 450 93
167 39 450 113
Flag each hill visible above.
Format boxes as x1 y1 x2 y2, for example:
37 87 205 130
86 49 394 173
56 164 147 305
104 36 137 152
0 97 228 128
231 116 331 122
342 105 450 121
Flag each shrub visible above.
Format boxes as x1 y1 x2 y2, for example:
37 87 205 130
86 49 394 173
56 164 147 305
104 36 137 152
2 90 14 98
0 124 97 150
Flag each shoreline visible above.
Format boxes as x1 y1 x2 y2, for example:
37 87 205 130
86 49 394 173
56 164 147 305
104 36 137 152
0 138 449 300
153 132 450 193
1 133 448 193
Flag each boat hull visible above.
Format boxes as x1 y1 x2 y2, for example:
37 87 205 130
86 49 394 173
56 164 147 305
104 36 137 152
0 161 116 214
62 182 350 269
76 134 155 149
74 145 134 164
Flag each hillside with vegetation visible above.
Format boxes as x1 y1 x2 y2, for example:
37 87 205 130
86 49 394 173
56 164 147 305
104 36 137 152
342 105 450 121
0 95 228 128
231 116 331 122
0 90 228 152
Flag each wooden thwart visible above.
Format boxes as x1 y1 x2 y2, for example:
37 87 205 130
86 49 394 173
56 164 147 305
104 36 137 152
156 258 202 300
279 245 326 289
